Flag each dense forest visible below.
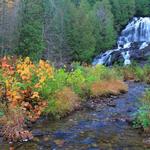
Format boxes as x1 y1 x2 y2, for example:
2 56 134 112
0 0 150 64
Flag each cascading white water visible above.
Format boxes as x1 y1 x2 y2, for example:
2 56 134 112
118 17 150 48
93 17 150 65
121 51 131 65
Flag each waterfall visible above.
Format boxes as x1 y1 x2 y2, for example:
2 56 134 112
121 51 131 65
118 17 150 47
93 17 150 65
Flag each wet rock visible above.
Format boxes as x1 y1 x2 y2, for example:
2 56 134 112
107 101 116 107
110 44 150 65
84 102 95 110
0 137 3 144
116 117 127 122
127 108 133 113
143 138 150 147
39 140 51 148
127 106 138 113
91 143 98 148
54 139 65 147
32 129 46 137
112 114 134 123
144 127 150 134
43 137 50 142
125 117 134 125
33 137 40 143
110 95 118 99
69 119 74 122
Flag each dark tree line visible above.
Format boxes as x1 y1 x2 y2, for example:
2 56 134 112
0 0 150 64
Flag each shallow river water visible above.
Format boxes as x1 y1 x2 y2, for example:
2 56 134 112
1 82 150 150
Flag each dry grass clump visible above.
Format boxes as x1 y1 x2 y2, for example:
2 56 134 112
91 80 128 97
122 68 135 81
54 87 81 116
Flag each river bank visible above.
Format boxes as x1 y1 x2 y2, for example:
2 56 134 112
1 81 150 150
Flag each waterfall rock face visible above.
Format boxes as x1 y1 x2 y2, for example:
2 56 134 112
93 17 150 66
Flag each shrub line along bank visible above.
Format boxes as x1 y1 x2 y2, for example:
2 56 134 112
0 56 128 143
2 57 150 143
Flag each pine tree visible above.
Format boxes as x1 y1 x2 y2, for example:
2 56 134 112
68 0 96 62
92 0 116 54
17 0 45 61
110 0 135 32
135 0 150 16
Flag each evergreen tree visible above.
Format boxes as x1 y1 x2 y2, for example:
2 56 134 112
92 0 116 54
110 0 135 32
135 0 150 16
87 0 99 6
43 0 74 63
68 0 96 62
17 0 45 61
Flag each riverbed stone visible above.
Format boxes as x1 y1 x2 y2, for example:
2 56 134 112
32 129 46 137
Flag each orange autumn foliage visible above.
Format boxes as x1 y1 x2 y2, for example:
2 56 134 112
0 56 52 122
19 89 47 122
17 57 35 81
0 56 15 76
36 60 53 86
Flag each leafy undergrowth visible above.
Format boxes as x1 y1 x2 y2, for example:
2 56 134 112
115 64 150 83
0 56 128 144
134 89 150 131
118 64 150 131
0 108 33 143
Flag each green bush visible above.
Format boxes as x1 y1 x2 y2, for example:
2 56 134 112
134 66 144 81
135 105 150 128
39 68 68 99
67 68 85 95
135 89 150 128
143 65 150 83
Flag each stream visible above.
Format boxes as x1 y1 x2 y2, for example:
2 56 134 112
1 82 150 150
